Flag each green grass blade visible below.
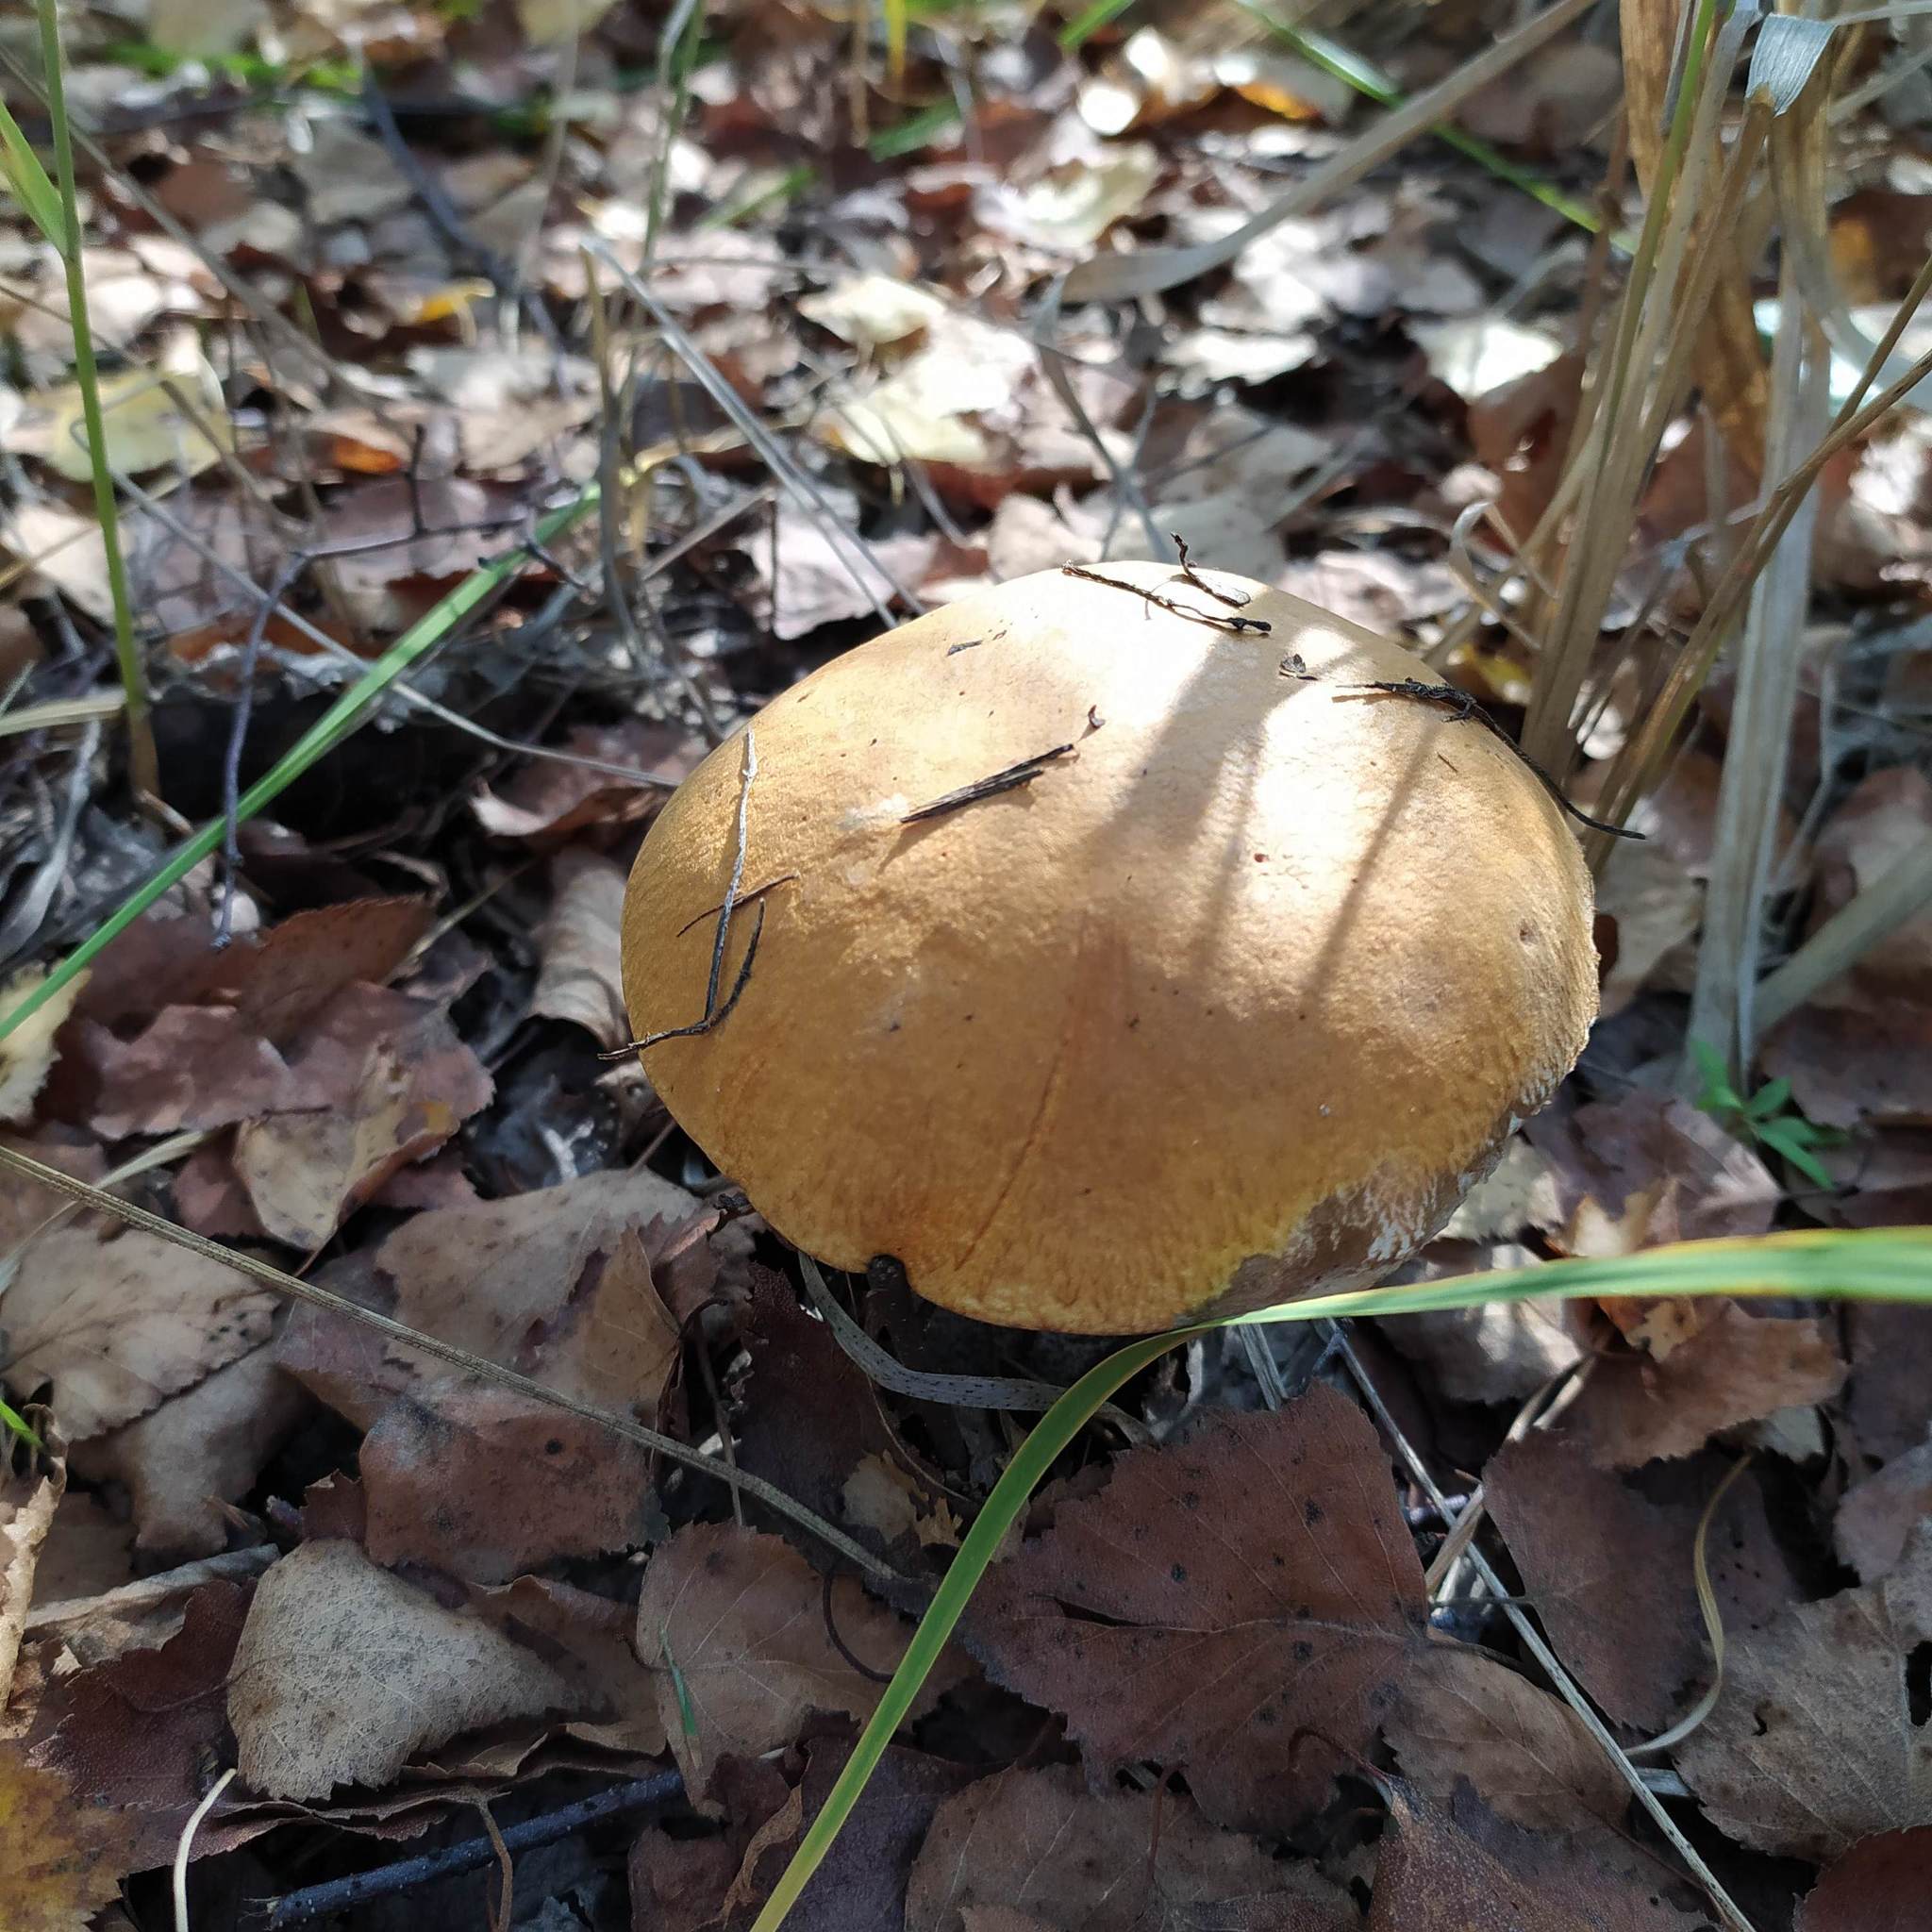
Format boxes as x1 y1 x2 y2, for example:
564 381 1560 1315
1234 5 1615 242
1058 0 1137 50
0 1396 44 1452
0 98 62 240
0 486 598 1047
750 1224 1932 1930
32 0 158 800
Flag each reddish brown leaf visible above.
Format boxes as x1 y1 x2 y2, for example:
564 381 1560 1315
1673 1526 1932 1858
1367 1782 1706 1930
1797 1826 1932 1930
1485 1436 1706 1726
1841 1304 1932 1465
1760 1004 1932 1131
26 1581 246 1871
77 1006 307 1138
906 1764 1353 1932
1559 1304 1846 1468
360 1382 654 1584
1836 1441 1932 1582
471 721 703 842
970 1388 1424 1834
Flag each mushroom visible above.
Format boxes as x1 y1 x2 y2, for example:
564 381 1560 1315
621 560 1595 1334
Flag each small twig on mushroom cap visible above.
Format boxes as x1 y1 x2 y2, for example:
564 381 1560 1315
1171 533 1254 609
627 730 771 1053
1281 667 1644 841
900 741 1077 824
1059 563 1273 635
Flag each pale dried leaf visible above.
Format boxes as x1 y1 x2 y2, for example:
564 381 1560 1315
1836 1440 1932 1582
0 1415 62 1705
226 1540 574 1801
3 1227 277 1441
531 849 629 1047
1673 1526 1932 1858
0 970 85 1125
635 1523 915 1802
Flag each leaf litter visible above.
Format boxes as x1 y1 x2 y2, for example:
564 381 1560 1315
3 0 1932 1924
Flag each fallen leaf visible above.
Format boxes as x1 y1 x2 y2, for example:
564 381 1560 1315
1835 1440 1932 1581
226 1540 574 1801
2 1227 277 1441
1802 765 1932 1011
471 721 703 841
26 1581 246 1871
5 338 227 482
231 987 492 1247
0 971 86 1125
1760 1003 1932 1130
360 1382 653 1584
75 1006 308 1138
1841 1304 1932 1465
1526 1092 1778 1257
1386 1644 1626 1833
70 1345 305 1560
0 1135 103 1256
1377 1284 1589 1405
0 1743 142 1931
1673 1524 1932 1859
759 509 933 641
970 1386 1426 1833
982 144 1162 252
1797 1826 1932 1930
1 1413 62 1705
372 1168 715 1381
1412 317 1564 399
1592 835 1705 1018
635 1522 922 1803
1367 1781 1702 1931
26 1491 135 1609
532 849 629 1047
905 1764 1352 1932
798 275 948 346
1558 1303 1846 1469
1484 1436 1707 1728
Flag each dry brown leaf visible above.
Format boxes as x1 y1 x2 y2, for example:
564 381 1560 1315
71 1345 305 1561
1802 766 1932 1011
1367 1782 1702 1931
1484 1436 1706 1728
26 1492 135 1610
76 1006 308 1139
1377 1285 1588 1405
1760 1004 1932 1130
1527 1092 1778 1257
531 849 629 1047
635 1522 921 1803
905 1764 1352 1932
360 1382 653 1584
759 510 933 641
0 1742 142 1931
25 1580 246 1871
1673 1525 1932 1859
231 988 492 1247
471 721 703 842
1559 1303 1846 1469
373 1167 712 1379
1797 1826 1932 1930
1387 1645 1627 1834
1835 1441 1932 1582
0 1414 62 1706
523 1224 684 1414
970 1387 1425 1834
226 1540 574 1801
1842 1304 1932 1465
2 1226 277 1441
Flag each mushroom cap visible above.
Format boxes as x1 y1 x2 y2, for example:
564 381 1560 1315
621 561 1596 1334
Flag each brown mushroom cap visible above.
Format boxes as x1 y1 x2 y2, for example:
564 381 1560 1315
621 561 1595 1334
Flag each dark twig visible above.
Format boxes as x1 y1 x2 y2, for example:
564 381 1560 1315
631 730 767 1051
1059 564 1272 635
901 742 1075 824
674 873 800 939
259 1773 684 1927
1171 534 1252 609
822 1571 895 1684
1280 670 1643 841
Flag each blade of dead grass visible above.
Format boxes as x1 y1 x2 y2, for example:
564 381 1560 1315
748 1223 1932 1932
